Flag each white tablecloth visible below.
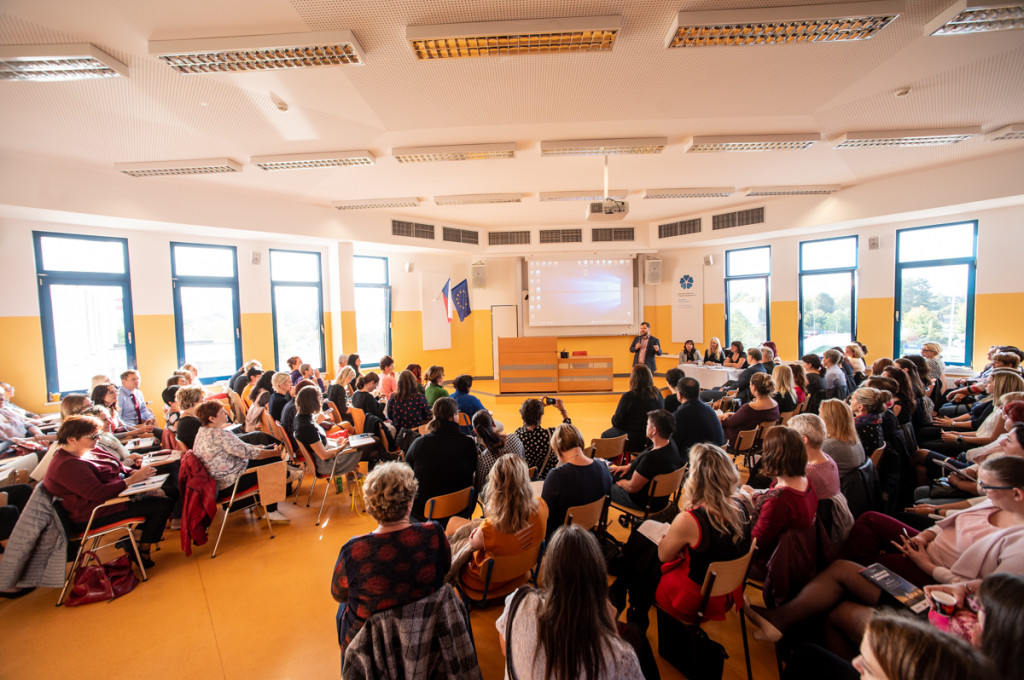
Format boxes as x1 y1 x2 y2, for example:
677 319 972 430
676 364 743 390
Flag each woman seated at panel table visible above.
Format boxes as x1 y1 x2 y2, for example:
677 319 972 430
192 401 290 525
330 461 450 651
703 337 725 365
42 415 173 568
722 340 748 369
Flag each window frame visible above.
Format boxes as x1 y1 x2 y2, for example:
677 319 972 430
724 245 772 348
798 235 859 358
269 248 326 372
33 231 138 396
170 241 243 383
352 255 391 368
894 221 977 367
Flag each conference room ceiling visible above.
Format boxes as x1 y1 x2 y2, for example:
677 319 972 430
1 0 1022 231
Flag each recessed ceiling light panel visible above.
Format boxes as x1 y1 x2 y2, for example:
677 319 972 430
407 16 620 60
433 193 523 205
332 197 420 210
0 43 128 81
115 158 242 177
745 185 841 196
834 127 981 147
984 123 1024 141
928 2 1024 35
685 134 821 152
540 137 668 156
251 150 375 170
392 143 516 163
149 31 365 73
644 187 736 199
539 190 629 201
666 1 903 47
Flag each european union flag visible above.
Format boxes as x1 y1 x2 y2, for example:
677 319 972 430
452 278 471 321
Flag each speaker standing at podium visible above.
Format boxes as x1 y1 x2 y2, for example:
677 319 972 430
629 322 661 373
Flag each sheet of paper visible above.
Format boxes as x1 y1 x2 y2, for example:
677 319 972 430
637 519 670 545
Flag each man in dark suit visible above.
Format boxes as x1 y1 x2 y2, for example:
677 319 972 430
629 321 661 373
672 377 725 464
732 347 767 404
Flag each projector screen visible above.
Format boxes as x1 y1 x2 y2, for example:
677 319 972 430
527 257 635 327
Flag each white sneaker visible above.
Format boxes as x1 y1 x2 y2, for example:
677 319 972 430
267 510 291 524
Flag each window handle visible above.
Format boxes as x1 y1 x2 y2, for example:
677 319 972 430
236 328 241 339
128 332 133 343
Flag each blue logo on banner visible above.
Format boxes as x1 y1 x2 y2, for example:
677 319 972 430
680 274 694 289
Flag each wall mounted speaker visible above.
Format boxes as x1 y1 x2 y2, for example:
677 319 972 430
644 259 662 285
868 236 880 250
471 262 487 288
250 251 262 265
703 254 714 266
404 261 414 273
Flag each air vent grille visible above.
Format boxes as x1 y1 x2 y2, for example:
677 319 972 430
659 218 702 239
539 229 583 244
392 220 435 240
442 227 479 244
592 227 635 242
488 231 531 246
712 207 765 230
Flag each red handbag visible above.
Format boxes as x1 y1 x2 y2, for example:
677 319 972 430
64 550 139 606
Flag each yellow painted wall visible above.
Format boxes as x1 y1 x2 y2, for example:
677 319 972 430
857 297 895 367
704 303 726 353
340 310 357 358
240 312 275 370
974 292 1024 368
770 300 799 361
472 309 493 377
0 316 48 412
390 310 480 376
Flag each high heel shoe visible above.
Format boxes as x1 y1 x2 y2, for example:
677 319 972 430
742 594 783 643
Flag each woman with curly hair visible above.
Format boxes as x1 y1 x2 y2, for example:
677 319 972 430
330 461 451 650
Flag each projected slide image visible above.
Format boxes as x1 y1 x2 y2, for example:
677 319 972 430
527 258 634 327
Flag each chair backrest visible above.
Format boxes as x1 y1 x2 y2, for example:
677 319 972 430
796 400 807 414
348 407 366 434
271 420 295 459
779 409 798 425
733 429 757 453
425 486 475 521
563 496 606 530
901 422 918 452
649 465 687 502
225 390 247 425
457 411 472 428
660 386 673 398
755 420 776 440
700 539 757 600
484 533 544 584
255 460 288 506
417 423 431 436
259 410 275 437
869 442 886 466
587 434 627 460
293 439 317 472
326 401 343 426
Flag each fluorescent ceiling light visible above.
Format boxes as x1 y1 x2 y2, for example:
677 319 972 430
539 190 629 201
332 197 420 210
984 123 1024 141
407 15 620 60
833 127 981 147
392 143 515 163
149 31 365 73
540 137 668 156
115 158 242 177
251 150 375 170
0 43 128 81
685 134 821 152
744 185 841 196
666 1 903 47
433 193 523 205
644 187 736 199
927 2 1024 35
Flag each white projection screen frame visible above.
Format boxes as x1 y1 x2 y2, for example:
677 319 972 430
522 256 639 337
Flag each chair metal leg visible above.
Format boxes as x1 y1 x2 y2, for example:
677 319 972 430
58 543 88 605
262 495 275 539
212 484 240 558
740 607 754 680
290 469 305 504
124 529 148 581
316 458 343 526
305 477 318 507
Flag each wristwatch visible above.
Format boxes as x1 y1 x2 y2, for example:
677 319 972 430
956 435 964 443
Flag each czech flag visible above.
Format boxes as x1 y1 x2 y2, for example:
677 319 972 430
441 278 453 322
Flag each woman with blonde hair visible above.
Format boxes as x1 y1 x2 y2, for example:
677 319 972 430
844 343 866 376
331 461 450 649
540 422 612 536
703 337 725 365
459 455 547 595
819 399 866 476
327 365 356 407
918 371 1024 458
772 364 798 413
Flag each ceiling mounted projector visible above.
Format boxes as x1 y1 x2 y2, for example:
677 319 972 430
586 198 629 221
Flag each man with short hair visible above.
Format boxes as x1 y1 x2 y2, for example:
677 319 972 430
116 369 162 439
663 367 685 414
452 374 485 435
609 409 682 512
760 347 776 373
822 349 848 400
629 322 662 373
732 347 767 404
672 377 726 464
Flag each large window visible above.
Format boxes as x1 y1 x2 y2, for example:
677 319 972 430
895 222 976 366
270 249 325 372
34 232 137 395
799 236 858 356
725 246 771 351
353 255 390 367
170 243 242 381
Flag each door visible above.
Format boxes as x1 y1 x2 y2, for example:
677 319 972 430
491 305 519 381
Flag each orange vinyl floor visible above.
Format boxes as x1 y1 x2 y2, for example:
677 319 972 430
0 381 779 679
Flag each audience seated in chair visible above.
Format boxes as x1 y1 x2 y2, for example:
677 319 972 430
602 364 664 454
471 410 525 497
512 397 570 480
405 397 476 524
541 423 611 537
609 408 683 513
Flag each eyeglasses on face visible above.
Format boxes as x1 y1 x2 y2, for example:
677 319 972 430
978 481 1016 491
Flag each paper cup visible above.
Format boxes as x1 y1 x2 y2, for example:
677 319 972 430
931 590 957 616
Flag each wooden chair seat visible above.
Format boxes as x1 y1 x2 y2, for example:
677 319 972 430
586 434 627 460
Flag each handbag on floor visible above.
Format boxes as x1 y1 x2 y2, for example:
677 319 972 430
64 550 139 606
